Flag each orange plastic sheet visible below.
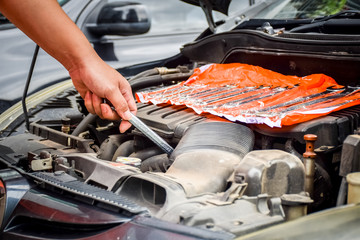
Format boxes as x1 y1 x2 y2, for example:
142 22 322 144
136 63 360 127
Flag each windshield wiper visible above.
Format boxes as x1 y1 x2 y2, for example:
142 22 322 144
290 10 360 34
313 10 360 22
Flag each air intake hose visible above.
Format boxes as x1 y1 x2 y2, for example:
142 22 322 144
165 122 254 197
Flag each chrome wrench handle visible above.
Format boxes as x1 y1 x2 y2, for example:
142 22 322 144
128 112 174 155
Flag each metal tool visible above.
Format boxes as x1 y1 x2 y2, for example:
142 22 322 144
128 112 174 155
203 87 279 110
201 87 258 105
161 87 192 101
256 85 344 112
203 88 251 102
103 99 174 155
254 86 360 118
186 87 226 98
281 86 360 113
223 87 287 108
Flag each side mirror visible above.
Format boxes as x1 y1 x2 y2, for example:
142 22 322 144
87 2 151 37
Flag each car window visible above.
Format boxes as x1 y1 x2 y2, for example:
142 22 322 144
58 0 71 6
254 0 360 19
0 12 10 25
0 11 13 30
0 0 71 30
108 0 227 35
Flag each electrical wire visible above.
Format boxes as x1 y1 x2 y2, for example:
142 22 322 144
22 44 40 130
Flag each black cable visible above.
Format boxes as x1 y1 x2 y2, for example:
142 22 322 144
129 72 192 92
22 44 40 131
71 113 97 136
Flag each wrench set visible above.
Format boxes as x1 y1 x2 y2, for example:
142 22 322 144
136 64 360 127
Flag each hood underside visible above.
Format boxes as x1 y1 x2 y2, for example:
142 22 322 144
181 0 231 15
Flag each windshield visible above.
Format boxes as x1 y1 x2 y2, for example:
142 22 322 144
0 0 70 29
248 0 360 19
58 0 70 6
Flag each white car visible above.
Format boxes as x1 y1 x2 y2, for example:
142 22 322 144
0 0 359 239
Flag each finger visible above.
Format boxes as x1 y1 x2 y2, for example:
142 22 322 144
122 90 137 115
120 82 137 110
105 90 131 120
92 94 104 119
119 120 132 133
70 78 85 99
100 104 121 121
84 91 95 114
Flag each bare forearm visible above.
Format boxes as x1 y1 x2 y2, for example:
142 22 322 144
0 0 137 132
0 0 98 71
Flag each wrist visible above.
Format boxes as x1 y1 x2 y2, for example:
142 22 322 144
66 50 100 77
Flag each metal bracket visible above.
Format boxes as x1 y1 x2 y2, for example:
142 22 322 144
30 156 53 171
208 182 248 205
220 182 248 202
199 0 216 33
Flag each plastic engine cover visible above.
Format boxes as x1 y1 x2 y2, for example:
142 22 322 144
236 150 305 197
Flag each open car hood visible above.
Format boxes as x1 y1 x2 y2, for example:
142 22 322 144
181 0 232 32
181 0 232 15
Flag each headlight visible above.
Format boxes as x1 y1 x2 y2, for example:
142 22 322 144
0 169 30 230
0 179 5 228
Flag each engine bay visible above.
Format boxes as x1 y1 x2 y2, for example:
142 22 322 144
1 83 360 236
0 17 360 238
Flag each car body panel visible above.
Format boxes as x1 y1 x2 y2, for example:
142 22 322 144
238 204 360 240
0 0 359 239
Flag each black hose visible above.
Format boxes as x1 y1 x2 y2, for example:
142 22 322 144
141 153 170 172
22 45 40 130
285 139 303 160
129 72 192 91
71 113 97 136
111 140 135 161
129 146 163 160
129 67 187 81
129 68 160 81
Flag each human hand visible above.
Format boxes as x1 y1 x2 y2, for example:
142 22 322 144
0 0 137 133
69 57 137 133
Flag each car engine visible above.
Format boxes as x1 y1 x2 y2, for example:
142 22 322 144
1 76 359 236
0 17 360 238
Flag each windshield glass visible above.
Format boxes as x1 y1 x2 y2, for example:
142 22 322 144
0 0 70 29
248 0 360 19
58 0 70 6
